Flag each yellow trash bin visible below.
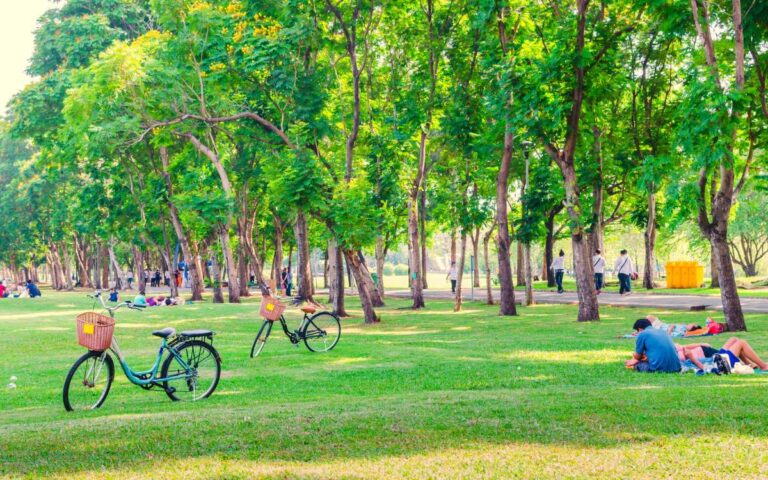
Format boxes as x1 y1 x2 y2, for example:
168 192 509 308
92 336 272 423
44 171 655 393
665 261 703 288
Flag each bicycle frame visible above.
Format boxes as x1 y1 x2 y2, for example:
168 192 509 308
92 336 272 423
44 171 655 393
274 313 313 343
107 336 192 386
91 292 193 386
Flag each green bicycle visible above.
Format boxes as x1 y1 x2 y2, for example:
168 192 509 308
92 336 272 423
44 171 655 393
63 291 221 411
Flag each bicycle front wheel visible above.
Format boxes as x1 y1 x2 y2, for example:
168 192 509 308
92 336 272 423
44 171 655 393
161 340 221 402
303 312 341 352
63 351 114 412
250 320 273 358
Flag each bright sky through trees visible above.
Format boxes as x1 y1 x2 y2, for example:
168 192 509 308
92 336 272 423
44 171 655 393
0 1 54 113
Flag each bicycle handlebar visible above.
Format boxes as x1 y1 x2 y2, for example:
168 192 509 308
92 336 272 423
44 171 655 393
88 290 143 314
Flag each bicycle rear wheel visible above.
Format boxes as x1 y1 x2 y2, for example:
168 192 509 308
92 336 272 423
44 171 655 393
161 340 221 402
63 351 114 412
303 312 341 352
250 320 273 358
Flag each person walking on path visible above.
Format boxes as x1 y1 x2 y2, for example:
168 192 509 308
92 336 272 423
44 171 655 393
592 249 606 295
614 249 636 295
550 250 566 294
446 261 458 293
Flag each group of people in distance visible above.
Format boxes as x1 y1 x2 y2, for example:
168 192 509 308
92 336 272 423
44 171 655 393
126 289 184 307
127 269 182 289
0 279 41 299
550 249 636 295
626 316 768 375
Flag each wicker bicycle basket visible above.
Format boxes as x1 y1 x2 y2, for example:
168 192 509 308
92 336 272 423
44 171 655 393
76 312 115 351
259 296 286 322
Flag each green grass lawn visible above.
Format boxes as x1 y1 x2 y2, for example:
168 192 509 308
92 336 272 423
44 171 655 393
3 293 768 479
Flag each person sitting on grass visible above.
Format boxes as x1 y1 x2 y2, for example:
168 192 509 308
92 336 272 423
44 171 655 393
0 281 6 298
133 290 147 307
26 280 41 298
625 318 681 372
108 288 119 302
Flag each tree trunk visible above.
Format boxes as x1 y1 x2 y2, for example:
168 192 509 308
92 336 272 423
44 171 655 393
450 230 457 263
219 224 240 303
101 244 110 289
328 238 348 316
108 244 124 290
712 232 746 331
73 235 93 288
471 227 481 288
293 209 313 302
237 241 250 297
454 231 467 312
60 242 74 291
358 250 384 307
560 164 600 322
132 247 145 292
375 236 386 296
210 254 225 304
159 147 204 301
273 217 283 293
710 245 720 288
483 222 495 305
408 195 425 308
419 187 428 290
515 241 525 286
159 217 179 298
643 190 657 289
544 210 557 287
524 243 534 306
496 130 517 316
344 249 379 323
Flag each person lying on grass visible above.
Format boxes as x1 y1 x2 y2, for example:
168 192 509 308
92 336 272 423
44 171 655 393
625 319 681 373
646 315 727 337
678 338 768 373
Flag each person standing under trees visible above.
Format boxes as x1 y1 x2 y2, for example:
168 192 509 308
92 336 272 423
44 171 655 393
281 267 293 297
550 250 566 294
446 261 458 293
592 249 606 295
615 249 636 296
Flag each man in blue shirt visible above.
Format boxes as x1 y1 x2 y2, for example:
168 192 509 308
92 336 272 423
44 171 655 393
627 319 680 372
26 280 41 298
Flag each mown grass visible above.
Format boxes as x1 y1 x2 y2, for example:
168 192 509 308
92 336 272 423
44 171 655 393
2 293 768 479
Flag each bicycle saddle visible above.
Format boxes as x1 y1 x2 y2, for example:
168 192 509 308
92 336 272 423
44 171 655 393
152 327 176 338
301 306 317 314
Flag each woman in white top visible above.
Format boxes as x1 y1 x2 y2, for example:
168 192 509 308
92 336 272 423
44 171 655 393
550 250 566 293
614 249 636 295
592 249 606 294
446 262 458 293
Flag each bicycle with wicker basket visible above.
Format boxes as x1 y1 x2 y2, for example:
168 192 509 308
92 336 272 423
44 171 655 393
62 291 222 411
250 292 341 358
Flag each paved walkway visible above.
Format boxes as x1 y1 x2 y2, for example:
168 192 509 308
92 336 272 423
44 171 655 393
385 288 768 314
136 284 768 314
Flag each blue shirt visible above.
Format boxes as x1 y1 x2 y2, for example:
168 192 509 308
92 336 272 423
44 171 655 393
635 328 680 372
27 283 41 298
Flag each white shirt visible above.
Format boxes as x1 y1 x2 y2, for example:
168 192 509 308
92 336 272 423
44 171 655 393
592 255 606 274
448 266 458 281
550 256 566 271
614 255 634 275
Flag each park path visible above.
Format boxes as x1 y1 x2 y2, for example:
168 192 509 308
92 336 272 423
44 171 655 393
384 288 768 314
139 284 768 314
